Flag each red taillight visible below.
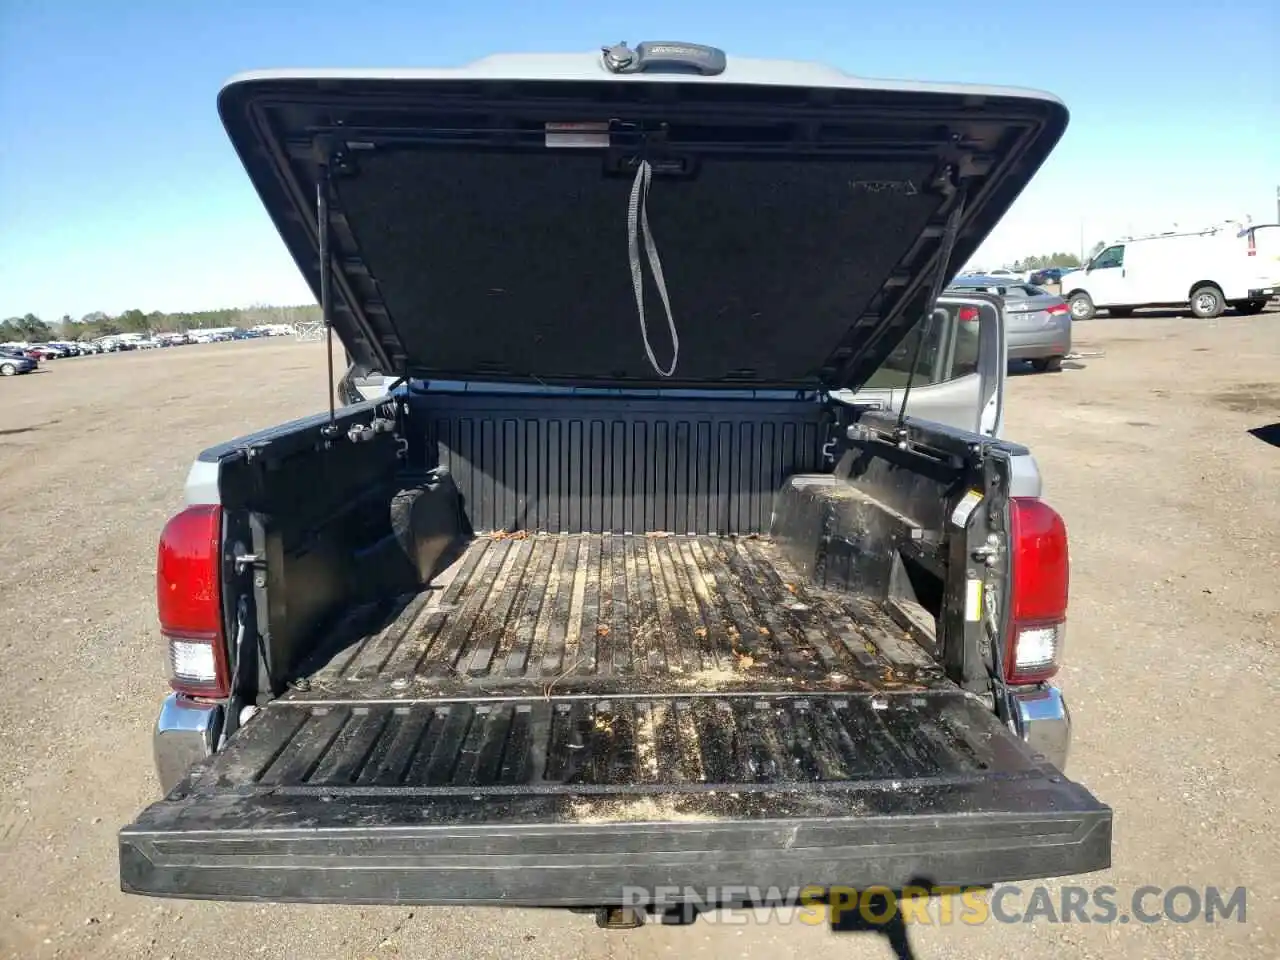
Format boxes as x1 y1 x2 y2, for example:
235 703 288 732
1046 303 1069 317
1006 498 1068 684
958 306 980 323
157 505 229 698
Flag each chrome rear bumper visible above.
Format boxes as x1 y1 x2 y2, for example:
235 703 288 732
1011 685 1071 771
154 694 222 795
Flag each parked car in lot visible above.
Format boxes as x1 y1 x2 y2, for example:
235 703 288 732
120 45 1110 917
0 348 38 376
1029 266 1068 286
94 337 137 352
948 275 1072 371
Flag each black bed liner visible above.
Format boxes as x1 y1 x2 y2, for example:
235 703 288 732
292 533 943 701
121 689 1110 904
121 533 1111 904
168 693 1041 796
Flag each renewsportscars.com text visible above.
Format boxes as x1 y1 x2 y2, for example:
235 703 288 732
620 884 1247 926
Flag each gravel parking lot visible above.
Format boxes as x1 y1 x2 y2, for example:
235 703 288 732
1 312 1277 960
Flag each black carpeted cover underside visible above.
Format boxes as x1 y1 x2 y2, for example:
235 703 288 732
335 150 942 384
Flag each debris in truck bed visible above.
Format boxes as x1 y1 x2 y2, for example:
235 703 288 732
672 665 745 690
294 533 947 700
179 693 1041 802
567 795 716 824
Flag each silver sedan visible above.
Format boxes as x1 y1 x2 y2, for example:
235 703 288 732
949 276 1072 372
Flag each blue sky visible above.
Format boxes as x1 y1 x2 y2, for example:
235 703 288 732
2 0 1276 319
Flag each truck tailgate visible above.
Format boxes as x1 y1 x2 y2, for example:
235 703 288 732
120 689 1110 905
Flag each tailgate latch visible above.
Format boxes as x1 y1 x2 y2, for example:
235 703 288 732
971 533 1002 566
233 552 266 575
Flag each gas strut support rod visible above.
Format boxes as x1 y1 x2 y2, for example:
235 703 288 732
316 162 339 438
895 180 968 440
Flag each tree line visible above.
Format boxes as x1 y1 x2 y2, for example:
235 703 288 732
0 304 323 344
1008 251 1081 271
1005 243 1109 273
5 246 1115 344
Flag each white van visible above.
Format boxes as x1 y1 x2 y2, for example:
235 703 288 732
1241 224 1280 303
1060 225 1274 320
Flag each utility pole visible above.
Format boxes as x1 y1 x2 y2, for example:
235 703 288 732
1275 184 1279 224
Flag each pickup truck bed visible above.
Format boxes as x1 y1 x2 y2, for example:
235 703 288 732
294 532 945 700
121 533 1110 906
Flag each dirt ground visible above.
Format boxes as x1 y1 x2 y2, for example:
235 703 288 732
1 313 1277 959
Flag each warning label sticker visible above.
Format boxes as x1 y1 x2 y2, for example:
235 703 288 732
950 489 984 528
